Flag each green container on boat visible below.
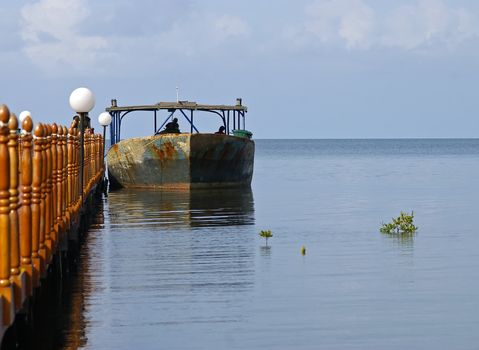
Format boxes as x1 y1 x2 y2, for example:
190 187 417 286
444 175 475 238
232 129 253 139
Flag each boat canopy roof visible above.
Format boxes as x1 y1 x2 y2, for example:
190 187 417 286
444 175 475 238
106 100 247 113
105 98 249 146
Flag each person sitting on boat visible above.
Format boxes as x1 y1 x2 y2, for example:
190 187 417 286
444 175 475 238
215 126 226 134
159 118 180 134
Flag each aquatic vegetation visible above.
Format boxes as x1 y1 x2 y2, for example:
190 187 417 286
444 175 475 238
380 211 418 235
259 230 273 246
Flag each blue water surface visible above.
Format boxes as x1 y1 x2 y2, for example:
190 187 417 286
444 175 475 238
70 139 479 350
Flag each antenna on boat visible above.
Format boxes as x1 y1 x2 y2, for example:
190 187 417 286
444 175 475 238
176 86 179 103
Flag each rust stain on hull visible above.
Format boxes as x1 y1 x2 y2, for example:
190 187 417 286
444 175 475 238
107 134 254 189
150 141 176 161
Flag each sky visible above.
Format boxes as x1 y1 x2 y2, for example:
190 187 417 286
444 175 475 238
1 0 479 138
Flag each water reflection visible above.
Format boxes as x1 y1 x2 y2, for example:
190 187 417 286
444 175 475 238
107 187 255 228
12 200 106 350
259 245 272 257
381 231 416 250
45 188 258 349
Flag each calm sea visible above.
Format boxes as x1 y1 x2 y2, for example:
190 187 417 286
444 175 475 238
31 140 479 349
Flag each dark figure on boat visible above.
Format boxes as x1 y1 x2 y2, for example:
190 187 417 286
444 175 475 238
159 118 180 134
215 126 226 134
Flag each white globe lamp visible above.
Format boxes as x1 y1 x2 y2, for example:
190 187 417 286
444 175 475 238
69 87 95 201
69 87 95 113
98 112 112 160
98 112 112 126
19 110 31 124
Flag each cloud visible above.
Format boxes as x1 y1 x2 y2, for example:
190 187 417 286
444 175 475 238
298 0 479 51
380 0 479 49
18 0 251 75
0 7 24 52
81 0 193 38
21 0 88 42
305 0 375 49
20 0 109 74
153 13 250 54
215 15 251 38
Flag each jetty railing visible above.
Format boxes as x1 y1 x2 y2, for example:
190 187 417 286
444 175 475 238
0 104 104 340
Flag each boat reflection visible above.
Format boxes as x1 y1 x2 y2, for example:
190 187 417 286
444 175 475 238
107 187 255 228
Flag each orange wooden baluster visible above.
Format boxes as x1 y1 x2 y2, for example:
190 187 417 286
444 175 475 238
92 133 96 185
31 123 43 287
75 129 81 211
0 105 14 325
85 132 89 191
39 124 47 276
19 116 33 297
77 130 83 202
90 131 93 189
56 126 63 238
83 131 87 193
8 113 21 310
70 122 78 213
50 124 58 249
100 134 103 177
68 124 78 219
99 134 103 178
95 135 98 182
44 124 52 263
62 126 67 233
93 134 97 180
96 134 99 179
61 126 69 230
61 126 68 229
82 131 86 196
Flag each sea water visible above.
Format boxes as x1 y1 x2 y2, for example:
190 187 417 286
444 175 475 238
31 139 479 350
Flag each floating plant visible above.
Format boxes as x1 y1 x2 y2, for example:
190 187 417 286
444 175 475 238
259 230 273 246
380 211 418 235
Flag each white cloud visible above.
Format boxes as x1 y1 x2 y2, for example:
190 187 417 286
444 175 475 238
20 0 109 74
215 15 251 39
305 0 375 49
298 0 479 51
380 0 479 49
18 0 251 75
154 13 250 53
21 0 88 42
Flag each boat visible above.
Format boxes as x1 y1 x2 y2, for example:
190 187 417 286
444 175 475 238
104 98 254 189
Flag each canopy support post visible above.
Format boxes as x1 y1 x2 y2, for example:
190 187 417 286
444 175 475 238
227 110 230 135
179 109 199 133
190 110 194 133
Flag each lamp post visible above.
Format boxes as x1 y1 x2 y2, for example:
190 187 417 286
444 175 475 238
98 112 112 194
69 87 95 204
98 112 112 158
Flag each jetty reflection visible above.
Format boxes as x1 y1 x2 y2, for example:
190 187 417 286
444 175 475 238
13 203 105 350
107 187 255 228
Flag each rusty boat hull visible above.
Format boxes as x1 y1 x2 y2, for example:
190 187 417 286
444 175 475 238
106 133 255 189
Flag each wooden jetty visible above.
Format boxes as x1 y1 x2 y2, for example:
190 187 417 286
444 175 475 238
0 104 105 344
